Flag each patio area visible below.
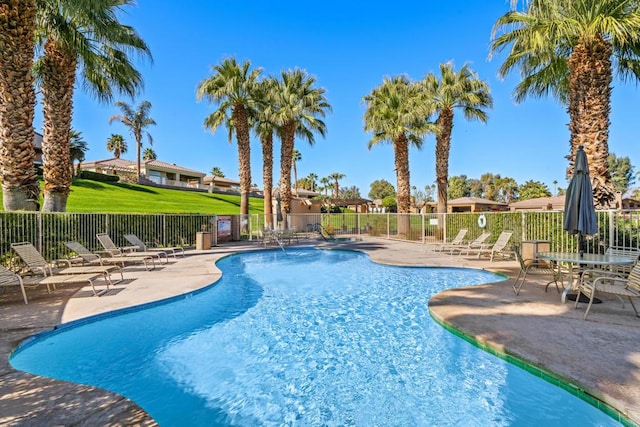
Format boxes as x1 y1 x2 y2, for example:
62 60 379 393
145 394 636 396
0 237 639 426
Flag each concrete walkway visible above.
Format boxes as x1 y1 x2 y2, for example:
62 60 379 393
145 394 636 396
1 238 639 426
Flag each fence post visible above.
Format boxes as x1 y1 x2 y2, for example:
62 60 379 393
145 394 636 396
387 213 390 238
37 212 43 253
521 212 526 242
357 213 361 237
609 210 615 248
421 212 425 244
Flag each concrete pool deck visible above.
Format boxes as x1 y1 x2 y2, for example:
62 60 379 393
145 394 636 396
0 237 639 425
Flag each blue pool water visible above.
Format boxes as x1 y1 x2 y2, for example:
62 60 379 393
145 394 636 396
11 249 620 426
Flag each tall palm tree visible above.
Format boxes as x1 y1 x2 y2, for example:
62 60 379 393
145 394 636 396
307 173 318 191
422 62 492 214
273 68 331 229
0 0 40 211
320 177 331 196
328 172 345 198
490 0 640 208
109 100 156 180
292 149 302 196
68 129 87 178
210 166 225 177
363 75 435 215
252 77 279 229
197 57 262 217
106 133 127 158
143 148 156 161
36 0 151 211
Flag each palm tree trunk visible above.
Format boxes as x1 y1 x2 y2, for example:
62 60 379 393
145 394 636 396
435 110 453 240
261 132 273 229
279 121 296 229
394 134 411 238
41 40 76 212
0 0 39 211
233 105 252 218
435 110 453 214
567 37 615 209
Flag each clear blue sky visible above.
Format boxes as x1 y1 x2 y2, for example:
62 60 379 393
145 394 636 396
39 0 640 197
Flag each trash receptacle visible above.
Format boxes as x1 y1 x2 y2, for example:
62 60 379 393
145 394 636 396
196 232 212 250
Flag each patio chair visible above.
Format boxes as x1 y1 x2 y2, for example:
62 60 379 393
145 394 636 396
11 242 122 286
96 233 168 264
64 241 156 271
512 246 562 295
463 231 514 262
454 232 491 256
123 234 185 258
575 259 640 320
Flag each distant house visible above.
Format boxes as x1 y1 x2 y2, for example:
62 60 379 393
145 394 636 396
425 197 509 213
203 175 241 193
510 194 640 211
80 158 206 189
509 196 565 211
34 131 43 164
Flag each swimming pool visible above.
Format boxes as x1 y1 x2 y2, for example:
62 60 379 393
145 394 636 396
11 249 620 426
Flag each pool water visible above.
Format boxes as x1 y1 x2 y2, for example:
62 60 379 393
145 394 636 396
11 249 620 426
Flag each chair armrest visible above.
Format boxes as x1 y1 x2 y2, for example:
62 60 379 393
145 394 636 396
53 258 72 267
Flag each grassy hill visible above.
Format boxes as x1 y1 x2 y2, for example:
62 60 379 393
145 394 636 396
0 179 264 214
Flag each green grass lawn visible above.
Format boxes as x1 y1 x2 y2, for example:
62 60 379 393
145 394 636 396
0 179 265 214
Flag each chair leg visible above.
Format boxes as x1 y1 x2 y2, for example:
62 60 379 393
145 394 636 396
583 289 597 320
628 297 639 317
513 270 527 295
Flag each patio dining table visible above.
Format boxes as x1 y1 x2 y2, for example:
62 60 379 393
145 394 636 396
538 252 635 303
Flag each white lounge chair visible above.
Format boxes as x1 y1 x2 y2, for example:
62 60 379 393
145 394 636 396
454 232 491 256
64 241 156 271
96 233 168 264
463 231 514 261
123 234 185 258
429 229 468 253
11 242 122 286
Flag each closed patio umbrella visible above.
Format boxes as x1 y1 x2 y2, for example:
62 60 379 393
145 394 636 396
563 145 599 302
563 145 598 253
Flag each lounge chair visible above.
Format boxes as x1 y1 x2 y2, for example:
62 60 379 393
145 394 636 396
64 241 156 271
1 262 107 299
454 232 491 256
0 265 29 304
428 229 468 253
96 233 168 264
512 246 562 295
123 234 185 258
11 242 122 286
463 231 514 261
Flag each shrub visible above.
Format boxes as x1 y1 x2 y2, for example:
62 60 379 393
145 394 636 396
79 170 120 183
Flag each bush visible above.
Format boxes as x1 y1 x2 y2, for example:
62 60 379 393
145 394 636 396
79 170 120 183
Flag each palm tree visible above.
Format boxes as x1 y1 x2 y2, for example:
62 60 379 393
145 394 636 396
197 57 262 217
422 62 492 214
307 173 318 192
320 177 331 196
363 75 435 214
106 134 127 158
252 77 279 229
69 129 88 177
292 149 302 196
490 0 640 208
273 68 331 229
36 0 151 211
210 166 225 177
0 0 39 211
328 172 345 198
143 148 157 161
109 100 156 181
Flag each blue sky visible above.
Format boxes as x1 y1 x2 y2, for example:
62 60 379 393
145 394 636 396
39 0 640 197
